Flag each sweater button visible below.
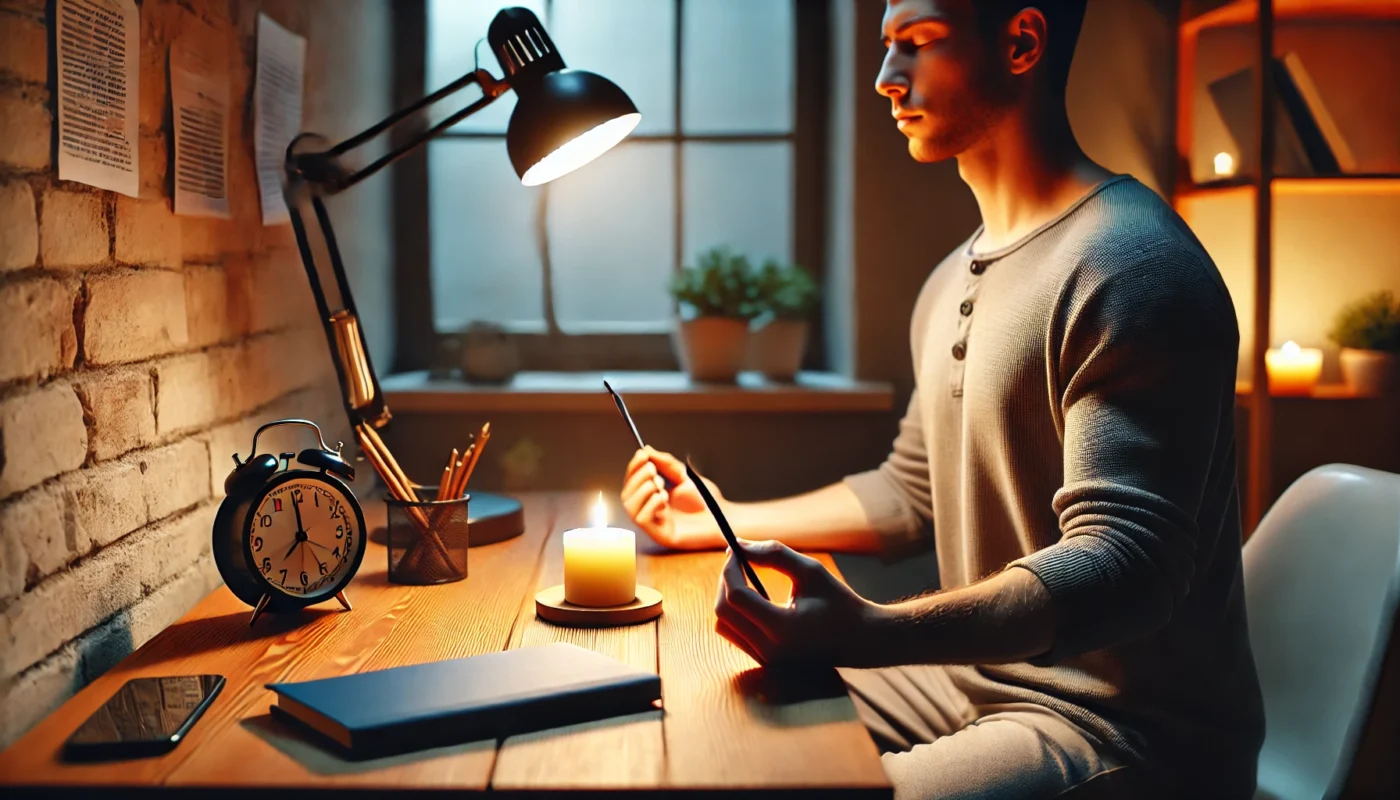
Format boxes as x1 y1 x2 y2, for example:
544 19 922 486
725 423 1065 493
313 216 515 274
951 342 967 360
959 300 974 316
970 262 986 275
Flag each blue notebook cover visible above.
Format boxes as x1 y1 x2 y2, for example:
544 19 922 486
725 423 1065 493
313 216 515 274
267 643 661 758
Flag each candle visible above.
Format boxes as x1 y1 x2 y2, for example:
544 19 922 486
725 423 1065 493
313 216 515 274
562 492 636 607
1265 341 1322 396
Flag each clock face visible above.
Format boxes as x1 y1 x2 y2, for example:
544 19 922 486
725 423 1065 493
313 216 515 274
246 477 361 599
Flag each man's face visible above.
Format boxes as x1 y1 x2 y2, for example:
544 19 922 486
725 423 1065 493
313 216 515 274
876 0 1014 162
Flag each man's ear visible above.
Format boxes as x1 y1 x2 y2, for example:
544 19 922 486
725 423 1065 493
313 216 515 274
1005 7 1048 77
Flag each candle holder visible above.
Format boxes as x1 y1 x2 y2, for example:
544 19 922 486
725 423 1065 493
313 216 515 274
535 584 663 627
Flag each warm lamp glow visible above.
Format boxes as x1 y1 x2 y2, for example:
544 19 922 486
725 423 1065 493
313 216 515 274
521 113 642 187
1214 152 1235 177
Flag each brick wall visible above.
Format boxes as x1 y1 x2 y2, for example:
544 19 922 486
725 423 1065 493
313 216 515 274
0 0 388 745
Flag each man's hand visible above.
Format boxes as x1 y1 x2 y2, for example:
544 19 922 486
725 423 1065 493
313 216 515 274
714 540 880 668
621 447 724 550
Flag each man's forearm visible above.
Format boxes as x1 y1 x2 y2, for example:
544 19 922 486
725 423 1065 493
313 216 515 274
850 566 1058 667
726 483 884 555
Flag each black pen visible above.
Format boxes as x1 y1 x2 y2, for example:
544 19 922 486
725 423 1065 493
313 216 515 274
604 380 671 491
685 459 769 601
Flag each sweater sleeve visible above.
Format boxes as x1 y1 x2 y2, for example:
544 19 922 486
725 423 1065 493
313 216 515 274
844 388 935 561
1011 250 1238 662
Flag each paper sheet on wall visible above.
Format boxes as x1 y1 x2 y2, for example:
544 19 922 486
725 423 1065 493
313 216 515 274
170 22 230 218
56 0 140 197
254 13 305 226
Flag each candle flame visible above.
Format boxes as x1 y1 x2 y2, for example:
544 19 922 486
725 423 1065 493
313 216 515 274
591 491 607 528
1281 340 1301 357
1214 152 1235 177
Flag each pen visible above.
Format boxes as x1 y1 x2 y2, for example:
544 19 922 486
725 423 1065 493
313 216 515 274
685 459 769 601
604 380 672 492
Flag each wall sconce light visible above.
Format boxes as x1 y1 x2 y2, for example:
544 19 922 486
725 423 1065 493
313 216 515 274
1214 151 1236 177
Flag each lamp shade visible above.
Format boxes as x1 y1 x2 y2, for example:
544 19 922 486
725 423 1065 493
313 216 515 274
488 7 640 186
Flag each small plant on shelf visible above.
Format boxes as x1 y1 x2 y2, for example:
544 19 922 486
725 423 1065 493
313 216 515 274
751 260 821 382
1328 290 1399 396
668 247 760 383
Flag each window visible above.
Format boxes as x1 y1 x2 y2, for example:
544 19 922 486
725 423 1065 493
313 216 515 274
409 0 823 370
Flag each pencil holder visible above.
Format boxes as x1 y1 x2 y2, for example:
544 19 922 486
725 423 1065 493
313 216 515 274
386 494 469 585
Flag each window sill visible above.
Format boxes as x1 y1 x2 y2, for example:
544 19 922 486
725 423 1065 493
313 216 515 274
380 371 894 414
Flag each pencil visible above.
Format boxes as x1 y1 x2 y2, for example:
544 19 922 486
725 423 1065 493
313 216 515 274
436 448 459 501
685 459 768 600
603 381 669 493
459 422 491 492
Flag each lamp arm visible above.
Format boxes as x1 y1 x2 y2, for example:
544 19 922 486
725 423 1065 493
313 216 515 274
288 68 509 194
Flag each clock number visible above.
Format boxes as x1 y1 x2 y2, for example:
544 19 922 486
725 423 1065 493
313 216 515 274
329 500 343 520
291 488 303 503
279 569 287 584
318 561 328 576
335 524 345 539
259 514 272 528
253 536 263 552
261 557 271 573
332 546 340 559
300 571 309 586
314 492 320 507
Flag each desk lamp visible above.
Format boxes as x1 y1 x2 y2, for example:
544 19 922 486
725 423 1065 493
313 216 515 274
281 7 639 542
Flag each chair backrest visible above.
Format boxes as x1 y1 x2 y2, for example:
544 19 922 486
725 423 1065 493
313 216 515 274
1243 464 1400 800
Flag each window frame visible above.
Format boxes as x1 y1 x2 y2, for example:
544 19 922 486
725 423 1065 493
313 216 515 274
390 0 829 374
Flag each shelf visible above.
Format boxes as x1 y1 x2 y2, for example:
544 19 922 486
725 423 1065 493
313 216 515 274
1183 0 1400 39
380 370 895 414
1176 176 1400 203
1235 380 1375 402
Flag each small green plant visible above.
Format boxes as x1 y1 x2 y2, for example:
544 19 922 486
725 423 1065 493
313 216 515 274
755 259 820 321
669 247 760 319
1328 290 1400 353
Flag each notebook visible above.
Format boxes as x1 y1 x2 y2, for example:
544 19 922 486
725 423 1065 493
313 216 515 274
266 643 661 759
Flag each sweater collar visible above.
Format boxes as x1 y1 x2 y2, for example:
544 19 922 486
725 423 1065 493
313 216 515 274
963 174 1133 262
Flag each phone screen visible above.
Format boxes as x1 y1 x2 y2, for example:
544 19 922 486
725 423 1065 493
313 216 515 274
64 675 224 760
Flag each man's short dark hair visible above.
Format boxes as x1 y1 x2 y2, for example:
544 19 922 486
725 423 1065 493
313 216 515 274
973 1 1088 90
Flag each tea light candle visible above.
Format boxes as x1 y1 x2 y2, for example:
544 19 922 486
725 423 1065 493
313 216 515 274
1265 341 1323 396
562 493 636 607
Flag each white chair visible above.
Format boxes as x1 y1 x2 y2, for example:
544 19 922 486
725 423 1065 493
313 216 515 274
1244 464 1400 800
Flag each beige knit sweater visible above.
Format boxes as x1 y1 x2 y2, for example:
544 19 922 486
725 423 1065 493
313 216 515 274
845 175 1264 794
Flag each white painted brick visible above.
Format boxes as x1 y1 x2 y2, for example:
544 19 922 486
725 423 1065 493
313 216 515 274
0 504 214 680
138 438 210 522
0 89 49 171
0 646 80 750
0 12 46 85
40 190 107 268
0 510 25 601
0 385 87 499
64 460 146 551
0 180 38 271
0 277 77 384
114 197 181 268
84 270 190 365
0 486 67 583
74 369 157 461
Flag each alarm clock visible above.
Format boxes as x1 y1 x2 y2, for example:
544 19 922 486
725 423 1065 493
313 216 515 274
212 419 367 626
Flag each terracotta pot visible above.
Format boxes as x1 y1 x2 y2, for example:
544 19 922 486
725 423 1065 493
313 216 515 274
749 319 808 382
1340 348 1397 396
674 317 749 383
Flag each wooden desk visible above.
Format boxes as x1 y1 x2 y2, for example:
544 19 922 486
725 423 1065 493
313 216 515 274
0 493 890 797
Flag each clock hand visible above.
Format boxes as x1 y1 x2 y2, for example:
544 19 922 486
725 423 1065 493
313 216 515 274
284 539 300 560
292 494 307 535
307 544 327 572
306 538 330 551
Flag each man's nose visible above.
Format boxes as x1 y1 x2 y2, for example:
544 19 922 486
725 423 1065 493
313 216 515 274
875 55 908 99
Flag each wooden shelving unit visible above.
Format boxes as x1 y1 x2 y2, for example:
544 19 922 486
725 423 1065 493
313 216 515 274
1174 0 1400 531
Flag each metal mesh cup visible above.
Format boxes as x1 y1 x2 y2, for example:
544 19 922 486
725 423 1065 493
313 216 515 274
385 494 469 585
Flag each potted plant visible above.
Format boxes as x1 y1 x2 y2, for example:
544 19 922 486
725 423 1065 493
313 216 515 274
750 259 820 381
669 247 760 382
1328 290 1400 396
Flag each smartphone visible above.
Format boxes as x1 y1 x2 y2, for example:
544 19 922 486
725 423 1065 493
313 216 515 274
63 675 225 761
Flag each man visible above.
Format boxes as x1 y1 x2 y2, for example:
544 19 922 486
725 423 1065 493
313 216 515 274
621 0 1264 797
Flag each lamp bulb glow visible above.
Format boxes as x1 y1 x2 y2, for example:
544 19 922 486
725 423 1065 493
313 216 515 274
1214 152 1235 177
521 113 642 187
590 491 608 529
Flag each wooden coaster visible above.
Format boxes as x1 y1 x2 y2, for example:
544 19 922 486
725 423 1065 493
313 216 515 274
535 585 663 627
